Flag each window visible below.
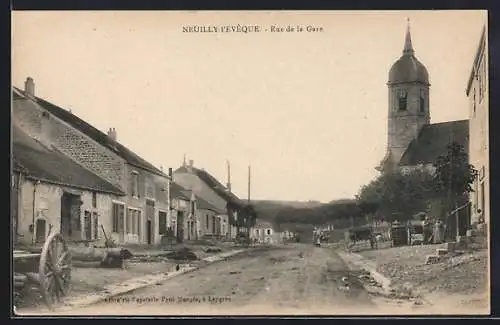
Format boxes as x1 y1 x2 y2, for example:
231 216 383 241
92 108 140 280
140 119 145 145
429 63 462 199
212 215 216 234
131 171 139 197
126 209 132 234
206 215 209 230
419 93 425 113
92 192 97 208
126 208 141 235
112 203 125 233
159 210 167 235
92 212 99 240
398 90 408 111
474 180 479 211
267 229 271 235
191 201 196 214
137 211 142 237
480 181 485 213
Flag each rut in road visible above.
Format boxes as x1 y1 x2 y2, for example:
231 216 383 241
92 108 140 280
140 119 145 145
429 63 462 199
120 244 375 312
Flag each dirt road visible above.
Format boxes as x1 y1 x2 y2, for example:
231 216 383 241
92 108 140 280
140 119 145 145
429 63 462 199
51 244 381 315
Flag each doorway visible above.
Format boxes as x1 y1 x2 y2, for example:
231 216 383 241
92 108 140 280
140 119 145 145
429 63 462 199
35 218 46 243
146 220 152 244
84 211 92 241
177 211 184 243
145 199 155 245
60 192 83 240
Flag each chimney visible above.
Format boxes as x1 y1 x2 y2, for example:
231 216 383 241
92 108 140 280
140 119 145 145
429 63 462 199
24 77 35 98
107 127 117 141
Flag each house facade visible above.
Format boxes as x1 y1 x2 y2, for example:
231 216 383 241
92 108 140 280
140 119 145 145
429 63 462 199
466 26 489 227
173 159 245 239
251 220 275 244
12 125 125 246
12 79 170 245
169 181 228 242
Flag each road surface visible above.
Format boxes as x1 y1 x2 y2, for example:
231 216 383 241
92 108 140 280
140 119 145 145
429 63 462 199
45 244 393 315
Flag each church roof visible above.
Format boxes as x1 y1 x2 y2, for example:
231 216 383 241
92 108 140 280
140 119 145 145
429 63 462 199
388 20 430 86
399 120 469 166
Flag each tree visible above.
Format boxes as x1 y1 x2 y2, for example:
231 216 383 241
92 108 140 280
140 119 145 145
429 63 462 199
432 142 478 214
241 204 258 238
226 201 243 233
356 168 435 222
226 202 258 239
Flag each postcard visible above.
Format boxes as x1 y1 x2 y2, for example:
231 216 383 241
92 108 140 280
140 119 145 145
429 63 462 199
11 10 489 316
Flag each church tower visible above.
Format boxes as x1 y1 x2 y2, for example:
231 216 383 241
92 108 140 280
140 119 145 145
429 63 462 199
383 19 431 170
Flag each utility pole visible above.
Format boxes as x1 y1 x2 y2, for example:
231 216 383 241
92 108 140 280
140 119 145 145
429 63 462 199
247 165 251 204
226 160 231 191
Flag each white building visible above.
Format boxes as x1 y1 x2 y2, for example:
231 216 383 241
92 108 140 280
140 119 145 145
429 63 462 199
466 26 489 228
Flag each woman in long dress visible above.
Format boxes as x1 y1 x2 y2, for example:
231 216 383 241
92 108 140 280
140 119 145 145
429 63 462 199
433 219 443 244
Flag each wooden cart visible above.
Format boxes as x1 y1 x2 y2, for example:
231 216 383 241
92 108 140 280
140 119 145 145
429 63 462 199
13 232 72 310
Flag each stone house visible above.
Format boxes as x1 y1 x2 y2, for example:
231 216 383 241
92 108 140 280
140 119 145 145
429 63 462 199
251 220 275 244
169 181 227 242
197 195 227 240
168 182 191 242
12 79 170 245
173 159 245 239
12 125 125 246
466 26 489 228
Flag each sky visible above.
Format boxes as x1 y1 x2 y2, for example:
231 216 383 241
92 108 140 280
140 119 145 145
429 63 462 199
12 10 487 203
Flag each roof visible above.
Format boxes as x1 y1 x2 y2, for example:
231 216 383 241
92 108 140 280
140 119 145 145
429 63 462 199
12 126 125 195
169 181 224 213
174 165 246 208
399 120 469 166
254 220 273 229
388 23 429 86
13 87 167 178
466 26 487 95
196 195 225 214
170 182 191 200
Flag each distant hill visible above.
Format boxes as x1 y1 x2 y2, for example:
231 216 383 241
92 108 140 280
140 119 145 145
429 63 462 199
250 199 326 223
251 199 324 209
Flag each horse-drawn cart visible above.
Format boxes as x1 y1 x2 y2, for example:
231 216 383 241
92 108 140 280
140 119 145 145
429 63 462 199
13 232 72 310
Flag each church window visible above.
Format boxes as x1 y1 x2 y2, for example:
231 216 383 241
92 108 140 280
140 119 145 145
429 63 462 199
398 90 408 111
419 92 425 113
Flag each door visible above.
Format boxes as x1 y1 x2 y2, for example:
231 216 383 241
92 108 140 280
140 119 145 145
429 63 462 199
177 211 184 243
84 211 92 241
146 220 152 245
35 218 46 243
145 199 155 244
61 193 83 240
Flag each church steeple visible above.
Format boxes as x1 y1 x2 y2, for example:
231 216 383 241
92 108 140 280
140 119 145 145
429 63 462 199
384 19 431 170
403 18 414 56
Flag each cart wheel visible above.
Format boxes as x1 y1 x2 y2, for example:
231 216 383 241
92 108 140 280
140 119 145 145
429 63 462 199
38 232 72 309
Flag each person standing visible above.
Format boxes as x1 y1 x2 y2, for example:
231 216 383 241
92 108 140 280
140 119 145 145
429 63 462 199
422 216 431 244
433 219 444 244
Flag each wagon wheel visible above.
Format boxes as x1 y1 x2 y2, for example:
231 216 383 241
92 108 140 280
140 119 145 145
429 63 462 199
38 232 72 309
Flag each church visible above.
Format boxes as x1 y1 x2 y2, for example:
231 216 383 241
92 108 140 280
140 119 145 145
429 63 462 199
378 21 469 173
